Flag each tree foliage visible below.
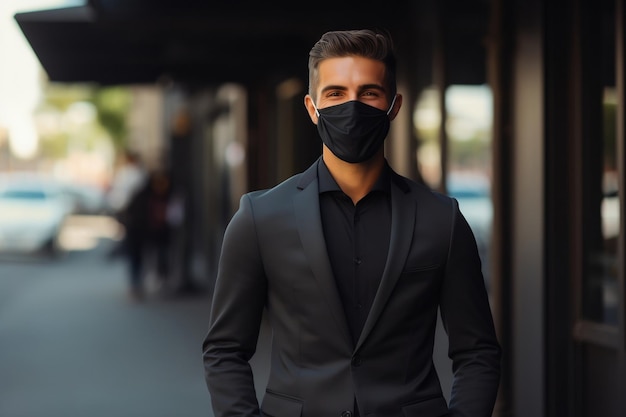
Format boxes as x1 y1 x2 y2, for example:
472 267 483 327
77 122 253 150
38 83 132 158
91 87 132 151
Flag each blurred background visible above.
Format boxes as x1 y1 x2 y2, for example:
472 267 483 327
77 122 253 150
0 0 625 416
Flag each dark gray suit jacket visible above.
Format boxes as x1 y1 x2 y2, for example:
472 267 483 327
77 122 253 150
203 158 501 417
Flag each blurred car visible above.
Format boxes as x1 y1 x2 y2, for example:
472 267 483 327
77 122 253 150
602 190 620 240
0 174 73 257
447 172 493 240
446 172 493 284
60 182 107 215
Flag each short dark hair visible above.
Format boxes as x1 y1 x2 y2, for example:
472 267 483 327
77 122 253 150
308 29 397 102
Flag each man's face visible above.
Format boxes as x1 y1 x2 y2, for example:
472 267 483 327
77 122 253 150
304 55 401 128
314 56 390 112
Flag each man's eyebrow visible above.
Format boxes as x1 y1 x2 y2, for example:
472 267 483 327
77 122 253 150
358 84 386 93
319 84 387 95
320 85 348 95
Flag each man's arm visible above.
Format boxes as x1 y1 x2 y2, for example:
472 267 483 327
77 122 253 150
202 194 267 417
440 199 501 417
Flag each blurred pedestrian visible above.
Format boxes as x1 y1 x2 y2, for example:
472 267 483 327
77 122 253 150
106 150 148 259
106 149 147 216
120 169 173 301
144 170 174 293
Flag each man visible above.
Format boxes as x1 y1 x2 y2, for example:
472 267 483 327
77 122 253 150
106 150 147 216
202 29 501 417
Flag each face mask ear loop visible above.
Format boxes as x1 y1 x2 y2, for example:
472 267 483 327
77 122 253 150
311 100 320 117
386 94 398 116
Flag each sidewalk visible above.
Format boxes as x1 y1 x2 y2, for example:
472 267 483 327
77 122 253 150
0 238 216 417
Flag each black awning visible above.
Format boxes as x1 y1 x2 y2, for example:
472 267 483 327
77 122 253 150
14 1 407 86
14 3 318 86
14 5 113 84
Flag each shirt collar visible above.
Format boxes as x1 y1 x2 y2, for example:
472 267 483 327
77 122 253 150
317 158 391 194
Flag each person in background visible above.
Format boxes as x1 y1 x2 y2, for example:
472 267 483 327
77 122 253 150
106 150 147 216
144 170 173 293
202 29 501 417
121 169 173 301
106 150 148 260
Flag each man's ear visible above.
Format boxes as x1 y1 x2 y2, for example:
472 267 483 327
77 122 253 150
388 94 403 121
304 94 319 124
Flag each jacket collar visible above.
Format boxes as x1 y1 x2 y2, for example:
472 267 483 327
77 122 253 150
296 157 320 190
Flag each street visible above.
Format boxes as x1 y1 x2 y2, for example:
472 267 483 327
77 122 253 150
0 217 216 417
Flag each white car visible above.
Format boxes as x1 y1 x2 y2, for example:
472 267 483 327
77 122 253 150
60 182 107 215
0 174 73 257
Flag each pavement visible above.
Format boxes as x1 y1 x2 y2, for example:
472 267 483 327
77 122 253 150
0 235 219 417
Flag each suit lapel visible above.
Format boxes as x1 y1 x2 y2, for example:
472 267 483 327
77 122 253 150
355 177 416 351
294 161 352 345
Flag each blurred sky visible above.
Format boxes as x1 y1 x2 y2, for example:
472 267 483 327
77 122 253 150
0 0 83 159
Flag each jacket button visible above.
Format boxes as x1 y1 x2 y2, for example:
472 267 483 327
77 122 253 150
351 355 362 366
341 411 353 417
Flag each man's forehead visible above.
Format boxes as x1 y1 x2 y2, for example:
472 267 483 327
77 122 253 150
317 56 386 85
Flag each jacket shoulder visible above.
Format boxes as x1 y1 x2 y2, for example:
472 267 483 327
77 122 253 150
244 159 318 206
245 172 304 203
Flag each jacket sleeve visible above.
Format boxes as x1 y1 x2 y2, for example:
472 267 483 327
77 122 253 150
202 194 267 417
439 198 501 417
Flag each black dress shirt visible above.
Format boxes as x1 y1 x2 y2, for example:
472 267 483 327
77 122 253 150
318 160 392 346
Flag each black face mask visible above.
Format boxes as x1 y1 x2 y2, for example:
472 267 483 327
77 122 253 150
314 97 396 163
